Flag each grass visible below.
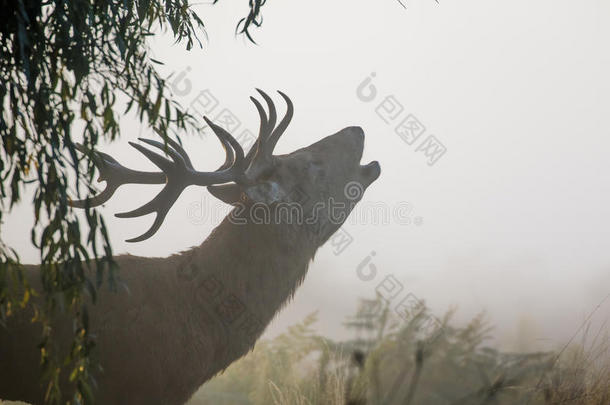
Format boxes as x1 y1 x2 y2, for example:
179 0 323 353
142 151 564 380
188 296 609 405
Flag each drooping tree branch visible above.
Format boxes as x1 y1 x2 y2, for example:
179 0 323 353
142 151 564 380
0 1 268 403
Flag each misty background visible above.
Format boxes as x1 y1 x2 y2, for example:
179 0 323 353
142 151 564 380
4 0 609 352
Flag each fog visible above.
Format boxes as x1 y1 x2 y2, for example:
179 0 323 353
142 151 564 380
4 0 609 351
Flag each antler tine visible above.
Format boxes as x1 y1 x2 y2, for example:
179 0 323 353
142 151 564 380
256 88 277 138
216 134 235 172
70 143 166 209
248 96 270 157
245 89 278 161
135 139 188 171
266 91 293 154
203 116 244 172
152 129 195 170
248 88 279 163
74 143 114 177
70 182 120 209
217 125 245 172
126 212 168 243
116 185 176 243
71 144 120 208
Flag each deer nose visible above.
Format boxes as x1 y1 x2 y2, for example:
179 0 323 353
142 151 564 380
346 126 365 143
343 126 365 153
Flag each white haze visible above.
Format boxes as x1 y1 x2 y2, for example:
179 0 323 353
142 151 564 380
4 0 610 351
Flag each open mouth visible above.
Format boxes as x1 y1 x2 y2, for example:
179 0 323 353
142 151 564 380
361 160 381 182
340 127 380 183
354 131 380 183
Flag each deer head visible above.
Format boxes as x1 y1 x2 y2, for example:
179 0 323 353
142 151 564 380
72 90 381 242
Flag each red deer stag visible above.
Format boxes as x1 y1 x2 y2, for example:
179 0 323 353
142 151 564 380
0 90 381 405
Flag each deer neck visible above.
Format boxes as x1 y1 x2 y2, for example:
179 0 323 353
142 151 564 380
176 207 324 341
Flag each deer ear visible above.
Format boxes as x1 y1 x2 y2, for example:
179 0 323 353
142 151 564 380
207 184 244 205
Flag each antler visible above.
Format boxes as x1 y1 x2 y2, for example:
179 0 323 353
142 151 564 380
72 128 244 242
242 89 293 181
72 89 293 242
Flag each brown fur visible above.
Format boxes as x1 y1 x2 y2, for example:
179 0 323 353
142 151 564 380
0 126 380 404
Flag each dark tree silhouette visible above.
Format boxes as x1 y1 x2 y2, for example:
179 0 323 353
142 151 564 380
0 1 266 403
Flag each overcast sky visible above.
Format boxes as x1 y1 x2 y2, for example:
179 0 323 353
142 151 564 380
4 0 610 351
